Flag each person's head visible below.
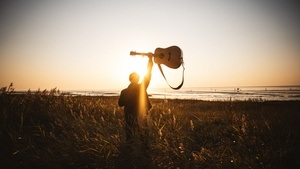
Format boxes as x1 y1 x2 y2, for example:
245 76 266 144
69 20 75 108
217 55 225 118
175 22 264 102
129 72 139 83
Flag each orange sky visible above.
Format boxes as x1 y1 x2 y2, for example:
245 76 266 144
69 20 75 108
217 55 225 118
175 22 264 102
0 0 299 90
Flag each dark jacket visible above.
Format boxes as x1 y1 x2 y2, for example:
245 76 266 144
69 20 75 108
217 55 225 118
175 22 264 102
118 58 153 127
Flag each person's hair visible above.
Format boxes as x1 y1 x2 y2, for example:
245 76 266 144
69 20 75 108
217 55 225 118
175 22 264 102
129 72 139 83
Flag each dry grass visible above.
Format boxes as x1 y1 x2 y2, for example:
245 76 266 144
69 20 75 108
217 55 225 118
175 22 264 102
0 88 299 168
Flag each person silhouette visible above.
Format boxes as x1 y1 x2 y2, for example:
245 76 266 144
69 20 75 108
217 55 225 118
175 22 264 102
118 55 153 143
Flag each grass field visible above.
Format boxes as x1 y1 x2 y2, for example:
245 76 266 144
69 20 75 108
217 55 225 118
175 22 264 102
1 88 299 168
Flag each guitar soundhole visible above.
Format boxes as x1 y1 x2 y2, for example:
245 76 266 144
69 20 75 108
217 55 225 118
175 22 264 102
168 52 171 61
159 53 164 59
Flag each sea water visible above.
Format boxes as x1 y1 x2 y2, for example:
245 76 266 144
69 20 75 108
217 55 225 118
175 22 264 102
69 86 300 101
149 86 300 101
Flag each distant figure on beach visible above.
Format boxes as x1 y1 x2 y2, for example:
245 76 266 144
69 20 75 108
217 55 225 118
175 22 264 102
118 55 153 143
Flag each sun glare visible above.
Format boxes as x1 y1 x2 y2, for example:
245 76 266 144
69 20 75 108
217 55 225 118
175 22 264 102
128 57 148 83
123 54 166 88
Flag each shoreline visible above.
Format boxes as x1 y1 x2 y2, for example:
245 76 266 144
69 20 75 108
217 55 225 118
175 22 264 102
3 84 300 101
3 91 300 103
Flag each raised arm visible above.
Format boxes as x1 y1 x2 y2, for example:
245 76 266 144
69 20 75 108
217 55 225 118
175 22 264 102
142 56 153 89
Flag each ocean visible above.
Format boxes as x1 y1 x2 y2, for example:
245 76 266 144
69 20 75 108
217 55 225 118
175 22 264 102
69 86 300 101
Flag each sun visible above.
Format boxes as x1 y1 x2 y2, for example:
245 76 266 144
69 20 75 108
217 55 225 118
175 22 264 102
127 56 148 82
120 55 166 88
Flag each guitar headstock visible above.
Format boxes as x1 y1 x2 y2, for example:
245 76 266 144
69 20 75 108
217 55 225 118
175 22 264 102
130 51 137 56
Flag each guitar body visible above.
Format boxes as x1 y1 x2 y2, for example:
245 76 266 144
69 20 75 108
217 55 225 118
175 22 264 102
154 46 182 69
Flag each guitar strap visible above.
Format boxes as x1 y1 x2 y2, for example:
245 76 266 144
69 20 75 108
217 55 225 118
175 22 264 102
157 62 185 90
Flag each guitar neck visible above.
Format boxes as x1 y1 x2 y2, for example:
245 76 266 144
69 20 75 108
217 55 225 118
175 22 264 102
130 51 154 57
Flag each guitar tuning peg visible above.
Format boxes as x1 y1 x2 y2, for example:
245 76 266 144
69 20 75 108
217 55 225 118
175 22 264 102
130 51 136 56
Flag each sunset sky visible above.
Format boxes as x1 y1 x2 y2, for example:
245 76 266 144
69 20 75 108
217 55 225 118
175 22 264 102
1 0 299 91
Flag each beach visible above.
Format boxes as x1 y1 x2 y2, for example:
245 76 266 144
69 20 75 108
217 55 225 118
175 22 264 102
1 90 299 168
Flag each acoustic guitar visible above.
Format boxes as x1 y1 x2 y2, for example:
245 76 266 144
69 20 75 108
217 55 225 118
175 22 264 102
130 46 183 69
130 46 184 90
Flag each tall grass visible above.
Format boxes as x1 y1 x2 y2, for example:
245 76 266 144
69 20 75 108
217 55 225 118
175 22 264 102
0 88 299 168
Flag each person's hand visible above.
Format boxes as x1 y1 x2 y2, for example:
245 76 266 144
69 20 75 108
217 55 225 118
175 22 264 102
147 53 153 59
